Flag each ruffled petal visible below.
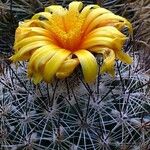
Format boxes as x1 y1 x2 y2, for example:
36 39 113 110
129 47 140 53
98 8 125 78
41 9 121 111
10 41 51 62
86 26 126 39
56 58 79 79
19 20 39 28
68 1 83 12
116 50 133 64
32 72 43 85
14 36 52 50
81 35 127 52
74 50 98 83
32 12 52 20
43 50 71 82
80 4 99 18
81 37 120 50
85 13 132 34
82 7 111 32
45 5 65 14
28 44 59 77
37 20 52 31
14 21 51 46
87 46 116 76
27 27 53 37
14 27 31 45
100 48 116 76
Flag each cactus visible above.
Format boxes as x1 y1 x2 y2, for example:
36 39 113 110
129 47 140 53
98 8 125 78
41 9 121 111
0 0 150 150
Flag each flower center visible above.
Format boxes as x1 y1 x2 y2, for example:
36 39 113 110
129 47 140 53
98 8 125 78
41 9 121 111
48 10 85 51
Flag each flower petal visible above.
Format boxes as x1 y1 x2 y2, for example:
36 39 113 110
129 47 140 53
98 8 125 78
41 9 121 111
28 44 59 76
80 4 99 17
14 20 44 45
14 27 31 45
28 27 52 37
82 7 111 32
28 46 59 85
45 5 64 14
19 20 39 28
14 36 52 50
86 46 116 76
116 50 133 64
32 12 52 20
37 20 52 30
86 13 132 34
100 48 116 76
74 50 98 83
32 72 43 85
69 1 83 12
81 37 125 51
86 26 126 39
10 41 51 62
43 50 71 82
56 58 79 79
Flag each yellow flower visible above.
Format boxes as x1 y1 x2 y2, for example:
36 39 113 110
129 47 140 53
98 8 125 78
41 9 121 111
10 1 133 84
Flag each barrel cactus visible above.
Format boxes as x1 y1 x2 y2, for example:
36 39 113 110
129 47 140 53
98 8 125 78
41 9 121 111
0 0 150 150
